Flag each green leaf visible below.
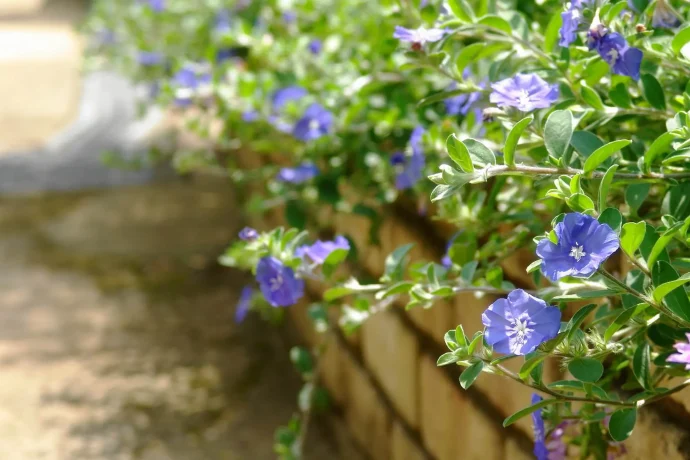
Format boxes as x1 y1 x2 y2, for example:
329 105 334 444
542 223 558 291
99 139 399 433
290 347 314 375
640 74 666 110
566 304 597 340
455 43 485 76
526 259 542 273
444 330 458 350
322 248 349 278
652 261 690 323
503 115 533 166
608 83 632 108
324 286 354 302
437 352 460 366
632 342 652 390
477 15 511 34
544 110 574 161
519 354 546 380
552 289 622 301
566 193 595 212
647 222 684 270
455 324 467 347
583 140 631 175
464 138 496 167
608 409 637 442
644 132 680 169
543 11 562 53
598 207 622 234
382 244 414 282
459 360 484 389
378 281 415 299
285 200 307 229
640 223 670 264
446 134 474 172
467 332 483 355
653 272 690 303
447 0 475 22
461 261 478 282
620 222 646 256
431 184 460 202
598 165 618 212
568 358 604 383
503 398 560 427
571 131 605 158
549 380 610 399
604 304 647 342
580 83 605 110
672 26 690 55
625 183 649 214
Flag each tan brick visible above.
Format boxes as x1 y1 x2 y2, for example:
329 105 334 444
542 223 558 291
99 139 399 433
419 355 505 460
391 420 428 460
362 310 419 428
346 361 392 460
454 291 495 339
319 334 350 408
505 437 534 460
621 409 688 460
405 301 456 344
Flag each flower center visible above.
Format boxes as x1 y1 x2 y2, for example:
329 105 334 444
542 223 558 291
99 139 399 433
269 274 284 291
309 119 320 132
569 243 587 261
607 48 619 65
516 89 532 108
513 318 531 345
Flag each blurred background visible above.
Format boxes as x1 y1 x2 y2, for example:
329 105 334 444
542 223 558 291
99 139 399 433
0 1 359 458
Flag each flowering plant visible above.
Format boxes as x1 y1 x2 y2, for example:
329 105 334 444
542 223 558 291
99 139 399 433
83 0 690 458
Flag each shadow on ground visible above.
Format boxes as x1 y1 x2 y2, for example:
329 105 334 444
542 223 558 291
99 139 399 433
0 177 359 460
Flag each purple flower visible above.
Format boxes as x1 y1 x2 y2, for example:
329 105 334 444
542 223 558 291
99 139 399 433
441 232 461 267
308 39 323 55
482 289 561 355
445 82 482 116
536 212 619 282
393 26 445 45
392 126 426 190
137 51 164 66
667 333 690 369
239 226 258 241
588 28 642 80
293 104 333 141
531 394 550 460
276 163 319 184
283 11 297 23
272 86 307 111
216 48 241 63
297 236 350 264
143 0 164 12
172 64 212 107
268 115 293 133
490 74 559 112
652 0 681 29
255 257 304 307
215 9 231 32
235 286 253 323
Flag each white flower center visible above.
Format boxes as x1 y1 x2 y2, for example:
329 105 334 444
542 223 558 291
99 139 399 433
269 274 284 291
571 9 580 20
309 119 320 132
569 243 587 261
513 318 531 345
607 48 619 65
516 89 531 109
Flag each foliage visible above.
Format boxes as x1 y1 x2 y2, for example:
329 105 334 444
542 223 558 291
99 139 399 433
84 0 690 458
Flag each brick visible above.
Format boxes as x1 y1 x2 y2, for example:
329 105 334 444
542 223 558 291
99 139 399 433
405 301 456 344
504 437 534 460
362 310 419 428
454 291 494 340
622 409 689 460
419 355 505 460
319 334 350 408
390 421 428 460
346 361 392 460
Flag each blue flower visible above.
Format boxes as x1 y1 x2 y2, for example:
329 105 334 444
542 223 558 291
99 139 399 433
215 9 231 33
242 110 260 122
172 64 212 107
216 48 241 63
393 26 445 45
445 82 482 116
536 212 619 282
137 51 164 66
441 232 461 267
391 126 426 190
652 0 681 29
490 74 559 112
235 286 253 323
276 163 320 184
308 39 323 55
283 11 297 23
293 104 333 141
297 236 350 264
145 0 165 12
238 227 258 241
256 257 304 307
531 394 550 460
268 115 294 133
560 0 592 47
588 27 642 80
482 289 561 355
272 86 307 111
